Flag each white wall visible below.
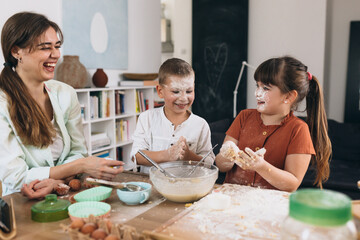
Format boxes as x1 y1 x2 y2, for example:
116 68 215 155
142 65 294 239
325 0 360 122
0 0 161 87
247 0 327 112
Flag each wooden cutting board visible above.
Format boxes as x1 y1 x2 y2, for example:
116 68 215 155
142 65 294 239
148 184 289 240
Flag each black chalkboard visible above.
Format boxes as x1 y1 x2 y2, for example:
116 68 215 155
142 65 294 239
192 0 249 123
344 21 360 123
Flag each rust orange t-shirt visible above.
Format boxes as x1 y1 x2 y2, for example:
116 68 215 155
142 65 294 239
224 109 315 190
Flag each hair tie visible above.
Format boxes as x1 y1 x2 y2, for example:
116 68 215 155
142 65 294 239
307 72 312 81
3 62 12 67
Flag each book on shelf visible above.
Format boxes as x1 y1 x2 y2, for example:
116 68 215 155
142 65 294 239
115 120 121 142
119 80 144 87
91 132 107 140
122 120 129 141
116 119 129 142
90 91 110 119
118 79 159 87
145 99 149 110
135 91 140 113
115 90 125 115
135 90 149 113
116 147 123 161
143 79 159 86
140 91 146 112
91 132 111 149
93 150 110 158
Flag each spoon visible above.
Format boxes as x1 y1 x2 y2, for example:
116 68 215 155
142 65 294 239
138 150 177 178
183 144 218 178
85 177 143 191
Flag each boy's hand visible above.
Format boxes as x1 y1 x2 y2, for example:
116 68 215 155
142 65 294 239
168 136 187 161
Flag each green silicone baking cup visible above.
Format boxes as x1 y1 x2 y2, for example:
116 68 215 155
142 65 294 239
68 201 111 219
74 186 112 202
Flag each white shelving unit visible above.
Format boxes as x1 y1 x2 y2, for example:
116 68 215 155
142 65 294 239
76 86 155 170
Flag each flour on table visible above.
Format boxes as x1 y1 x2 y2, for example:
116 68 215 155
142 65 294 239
186 184 289 239
201 192 231 211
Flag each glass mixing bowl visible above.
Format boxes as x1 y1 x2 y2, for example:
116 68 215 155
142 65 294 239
149 161 218 203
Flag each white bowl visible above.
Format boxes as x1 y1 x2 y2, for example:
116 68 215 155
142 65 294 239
149 161 218 203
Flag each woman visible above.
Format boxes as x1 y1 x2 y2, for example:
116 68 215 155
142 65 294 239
0 12 123 198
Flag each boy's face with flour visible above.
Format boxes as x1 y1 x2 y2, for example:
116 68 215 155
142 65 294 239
157 74 195 117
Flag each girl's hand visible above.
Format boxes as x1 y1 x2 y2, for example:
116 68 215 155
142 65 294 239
220 141 240 162
167 136 187 161
82 156 124 181
237 147 266 170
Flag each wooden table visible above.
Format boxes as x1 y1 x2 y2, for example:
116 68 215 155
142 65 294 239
2 171 186 240
4 173 359 240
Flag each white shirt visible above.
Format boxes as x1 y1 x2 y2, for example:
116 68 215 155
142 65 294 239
129 106 214 173
50 118 64 163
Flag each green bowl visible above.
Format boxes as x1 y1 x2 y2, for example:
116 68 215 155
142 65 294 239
74 186 112 202
68 201 111 221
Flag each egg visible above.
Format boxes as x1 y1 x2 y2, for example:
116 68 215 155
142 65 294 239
80 222 97 235
70 219 84 229
104 234 119 240
91 228 108 239
69 179 81 191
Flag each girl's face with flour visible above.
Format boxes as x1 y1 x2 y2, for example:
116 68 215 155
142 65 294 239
255 81 289 115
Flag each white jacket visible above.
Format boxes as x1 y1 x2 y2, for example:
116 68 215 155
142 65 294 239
0 80 88 195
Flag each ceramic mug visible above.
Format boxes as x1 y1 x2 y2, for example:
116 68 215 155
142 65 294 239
116 182 152 205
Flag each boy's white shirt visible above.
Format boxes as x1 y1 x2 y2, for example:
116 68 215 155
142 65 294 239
129 106 214 173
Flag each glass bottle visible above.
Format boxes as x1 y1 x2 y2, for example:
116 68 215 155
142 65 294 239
281 189 357 240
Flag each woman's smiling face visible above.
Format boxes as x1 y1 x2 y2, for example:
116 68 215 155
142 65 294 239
13 27 61 83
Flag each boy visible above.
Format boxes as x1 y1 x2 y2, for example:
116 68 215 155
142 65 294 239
130 58 214 173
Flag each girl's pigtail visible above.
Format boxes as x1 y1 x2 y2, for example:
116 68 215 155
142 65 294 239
305 75 332 188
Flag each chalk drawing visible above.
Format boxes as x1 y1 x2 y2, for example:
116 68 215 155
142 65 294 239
204 43 228 93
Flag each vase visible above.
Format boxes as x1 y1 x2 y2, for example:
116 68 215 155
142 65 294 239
56 55 87 88
92 68 108 88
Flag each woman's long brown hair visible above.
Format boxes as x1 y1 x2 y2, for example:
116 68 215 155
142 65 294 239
0 12 63 148
254 56 332 188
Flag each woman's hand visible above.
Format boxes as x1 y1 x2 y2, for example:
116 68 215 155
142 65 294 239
81 156 124 181
21 179 64 200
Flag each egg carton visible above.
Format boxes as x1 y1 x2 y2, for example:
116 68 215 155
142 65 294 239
61 215 152 240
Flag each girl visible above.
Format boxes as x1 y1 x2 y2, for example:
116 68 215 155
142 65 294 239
0 12 123 198
215 56 331 192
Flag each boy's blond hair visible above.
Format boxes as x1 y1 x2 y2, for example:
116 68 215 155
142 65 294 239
158 58 194 85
